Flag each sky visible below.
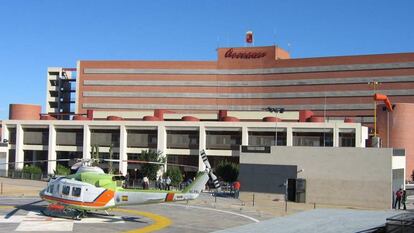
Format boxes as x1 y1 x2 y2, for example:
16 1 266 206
0 0 413 119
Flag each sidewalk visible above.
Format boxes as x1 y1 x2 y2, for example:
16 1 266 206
0 177 46 197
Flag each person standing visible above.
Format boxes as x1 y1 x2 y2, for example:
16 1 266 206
156 176 162 190
166 176 172 190
233 180 241 199
143 176 149 190
402 189 407 210
395 188 403 209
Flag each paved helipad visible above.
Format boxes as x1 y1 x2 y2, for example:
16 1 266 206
0 195 262 233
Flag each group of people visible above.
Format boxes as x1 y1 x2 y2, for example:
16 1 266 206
394 188 407 210
156 176 172 190
123 174 172 190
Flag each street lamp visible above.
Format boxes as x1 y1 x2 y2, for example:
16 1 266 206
265 107 285 146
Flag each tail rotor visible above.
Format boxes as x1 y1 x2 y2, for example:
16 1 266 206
200 150 221 190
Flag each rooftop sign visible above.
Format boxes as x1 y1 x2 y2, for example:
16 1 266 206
224 48 266 59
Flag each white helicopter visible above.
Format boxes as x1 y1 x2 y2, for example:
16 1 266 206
37 150 220 219
1 150 220 219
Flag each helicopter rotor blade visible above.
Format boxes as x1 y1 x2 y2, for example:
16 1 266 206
200 150 221 190
0 159 71 166
102 159 198 169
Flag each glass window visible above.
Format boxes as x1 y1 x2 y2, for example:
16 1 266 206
49 184 54 193
62 185 70 195
72 187 81 197
293 132 333 147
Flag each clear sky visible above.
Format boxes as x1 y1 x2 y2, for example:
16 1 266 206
0 0 413 119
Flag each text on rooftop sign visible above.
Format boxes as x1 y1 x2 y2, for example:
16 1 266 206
224 48 266 59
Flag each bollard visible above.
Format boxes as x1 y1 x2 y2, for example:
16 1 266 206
285 201 288 212
1 182 3 195
252 194 255 207
314 203 316 209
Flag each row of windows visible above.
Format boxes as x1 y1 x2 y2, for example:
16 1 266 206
47 184 82 197
8 129 357 148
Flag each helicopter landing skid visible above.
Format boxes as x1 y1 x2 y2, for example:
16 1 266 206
42 206 86 220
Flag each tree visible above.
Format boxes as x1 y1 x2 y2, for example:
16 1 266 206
165 167 183 187
55 164 71 176
215 161 239 183
139 150 165 180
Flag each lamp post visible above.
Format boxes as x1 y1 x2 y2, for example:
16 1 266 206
265 107 285 146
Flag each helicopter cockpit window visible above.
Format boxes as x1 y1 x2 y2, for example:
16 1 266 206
62 185 70 195
72 187 81 197
47 184 53 193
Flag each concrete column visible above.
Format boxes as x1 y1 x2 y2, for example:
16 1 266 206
157 125 167 172
355 124 362 147
1 125 8 143
1 126 9 173
286 126 293 146
83 125 91 160
119 125 128 175
333 124 339 147
198 125 206 172
47 125 57 174
15 124 24 170
242 126 248 146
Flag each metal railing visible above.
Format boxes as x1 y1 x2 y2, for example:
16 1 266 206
0 170 47 181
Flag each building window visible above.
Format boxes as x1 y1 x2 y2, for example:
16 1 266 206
8 128 16 144
248 131 286 146
206 131 241 150
339 132 355 147
167 130 199 149
56 129 83 146
23 128 49 145
127 130 157 148
72 187 81 197
293 130 333 147
91 129 120 147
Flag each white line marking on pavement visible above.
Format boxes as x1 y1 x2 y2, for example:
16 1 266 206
0 211 126 232
16 221 73 232
163 203 260 223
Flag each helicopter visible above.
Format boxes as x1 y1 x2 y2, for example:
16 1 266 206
2 150 220 220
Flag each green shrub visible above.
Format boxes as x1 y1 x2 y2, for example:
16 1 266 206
22 165 42 175
215 161 239 183
55 164 71 176
165 167 183 187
